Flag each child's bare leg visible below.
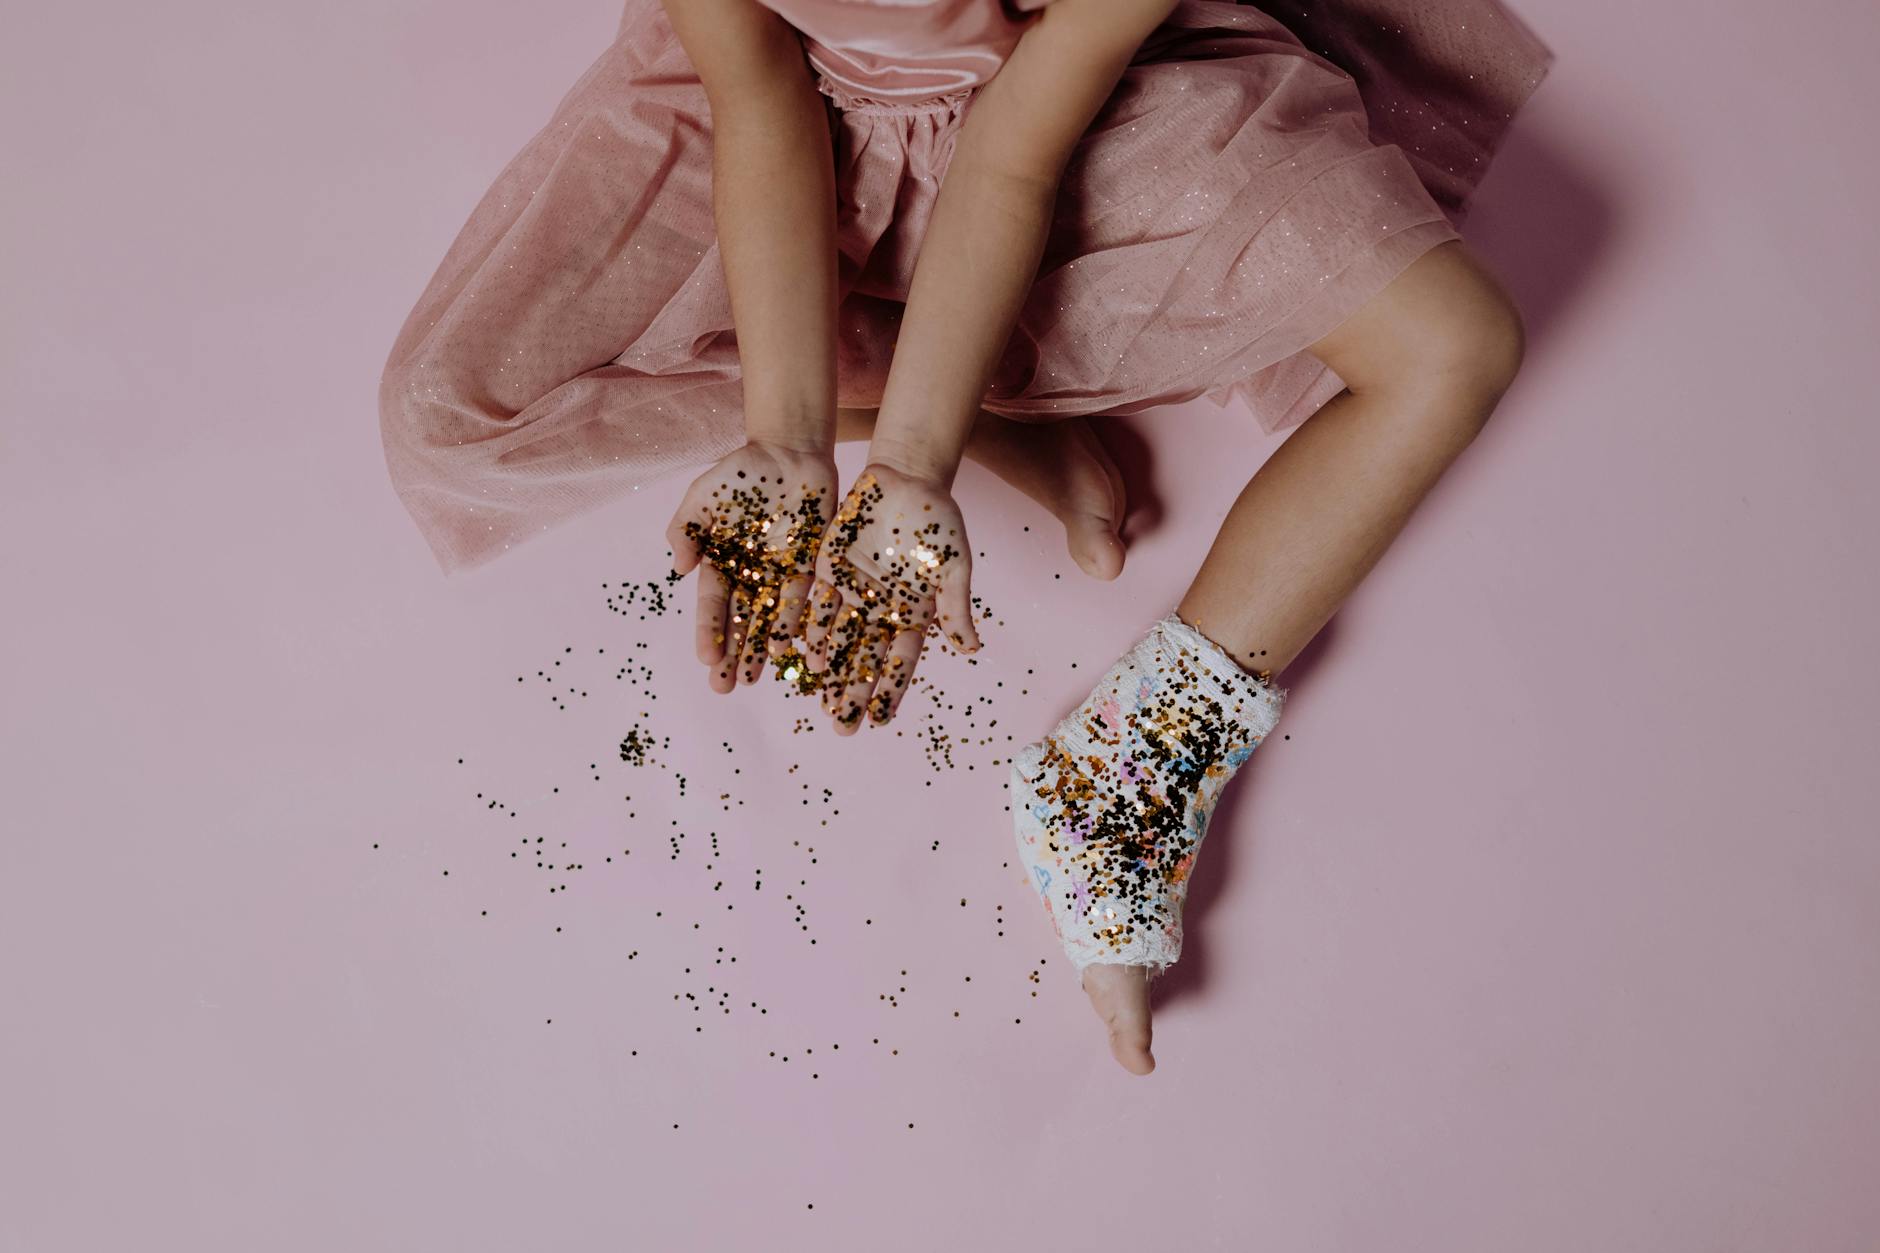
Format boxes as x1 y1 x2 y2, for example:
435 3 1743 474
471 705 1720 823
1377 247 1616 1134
1174 241 1527 677
837 406 1127 580
1057 241 1530 1074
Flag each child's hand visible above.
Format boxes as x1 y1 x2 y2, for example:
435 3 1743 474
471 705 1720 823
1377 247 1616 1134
801 463 980 732
666 440 839 693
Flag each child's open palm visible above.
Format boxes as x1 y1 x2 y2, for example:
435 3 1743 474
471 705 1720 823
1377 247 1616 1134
665 440 839 693
801 463 981 732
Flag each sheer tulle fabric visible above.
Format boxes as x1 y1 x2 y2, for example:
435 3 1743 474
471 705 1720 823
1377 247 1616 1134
379 0 1553 574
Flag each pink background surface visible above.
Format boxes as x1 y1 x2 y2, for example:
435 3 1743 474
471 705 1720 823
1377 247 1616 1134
5 1 1879 1249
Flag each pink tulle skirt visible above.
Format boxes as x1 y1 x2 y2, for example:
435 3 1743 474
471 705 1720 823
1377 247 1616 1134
379 0 1554 574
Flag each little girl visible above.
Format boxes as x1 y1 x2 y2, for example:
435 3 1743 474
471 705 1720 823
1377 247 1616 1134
380 0 1552 1075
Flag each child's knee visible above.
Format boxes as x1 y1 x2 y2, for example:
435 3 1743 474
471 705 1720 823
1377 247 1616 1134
1313 242 1526 405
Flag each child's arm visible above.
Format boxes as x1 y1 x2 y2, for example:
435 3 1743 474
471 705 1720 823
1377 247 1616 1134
863 0 1182 483
661 0 838 450
800 0 1181 732
662 0 842 693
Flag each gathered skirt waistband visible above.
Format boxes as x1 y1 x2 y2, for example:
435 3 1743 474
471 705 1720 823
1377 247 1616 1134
813 71 976 117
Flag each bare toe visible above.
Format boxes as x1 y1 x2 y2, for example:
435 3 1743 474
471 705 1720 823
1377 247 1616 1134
1063 420 1127 581
1081 963 1155 1075
1065 514 1125 582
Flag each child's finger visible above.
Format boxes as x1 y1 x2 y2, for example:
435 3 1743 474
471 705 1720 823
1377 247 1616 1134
868 627 927 725
800 579 842 673
665 501 703 577
736 585 775 685
829 627 887 735
766 573 814 657
712 584 754 693
819 602 857 718
936 562 980 653
817 600 864 692
819 598 868 714
695 566 731 665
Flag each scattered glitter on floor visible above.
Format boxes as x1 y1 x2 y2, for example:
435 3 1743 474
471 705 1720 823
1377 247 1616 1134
408 556 1105 1187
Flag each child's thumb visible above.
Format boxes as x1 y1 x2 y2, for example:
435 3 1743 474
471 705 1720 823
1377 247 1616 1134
936 570 979 652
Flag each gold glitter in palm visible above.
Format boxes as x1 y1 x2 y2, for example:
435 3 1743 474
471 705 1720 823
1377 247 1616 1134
811 470 970 725
827 474 961 607
681 474 830 665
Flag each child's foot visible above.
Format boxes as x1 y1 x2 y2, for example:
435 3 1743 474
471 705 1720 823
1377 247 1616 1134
1082 963 1155 1075
1011 612 1287 1074
965 413 1127 581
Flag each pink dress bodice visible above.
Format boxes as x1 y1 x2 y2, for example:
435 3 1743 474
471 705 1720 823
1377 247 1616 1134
754 0 1053 108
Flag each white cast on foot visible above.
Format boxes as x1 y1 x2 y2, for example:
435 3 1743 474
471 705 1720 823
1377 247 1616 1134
1011 612 1287 976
